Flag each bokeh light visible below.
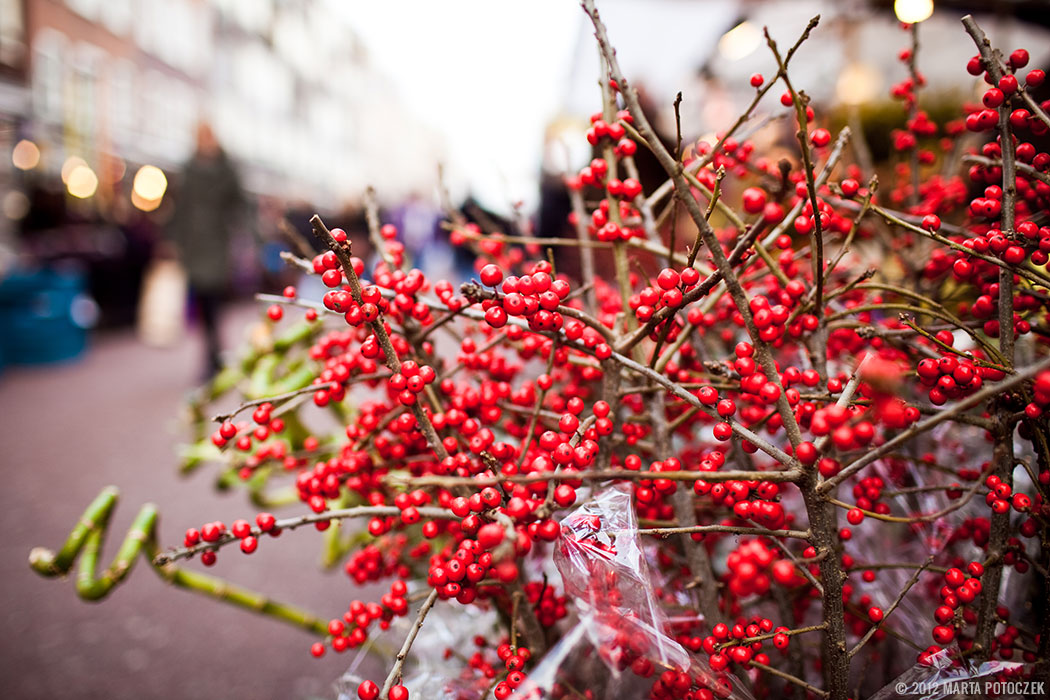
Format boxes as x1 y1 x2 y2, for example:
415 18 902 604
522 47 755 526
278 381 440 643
61 156 88 185
836 63 883 106
66 165 99 199
132 165 168 202
718 21 761 62
894 0 934 24
131 190 162 212
11 140 40 170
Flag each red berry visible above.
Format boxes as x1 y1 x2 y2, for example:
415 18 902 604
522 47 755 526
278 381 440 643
1003 246 1026 264
795 442 817 465
742 187 767 214
983 88 1004 108
357 680 379 700
231 519 252 538
554 484 577 507
477 523 505 550
657 268 680 290
480 264 503 287
321 269 342 288
932 625 955 645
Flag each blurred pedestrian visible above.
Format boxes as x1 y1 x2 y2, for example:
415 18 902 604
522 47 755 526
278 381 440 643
167 122 245 378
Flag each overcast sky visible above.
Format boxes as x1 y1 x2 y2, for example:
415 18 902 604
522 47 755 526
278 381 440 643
327 0 584 215
324 1 1050 217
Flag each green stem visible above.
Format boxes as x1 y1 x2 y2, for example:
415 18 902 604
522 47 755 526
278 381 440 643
29 487 328 637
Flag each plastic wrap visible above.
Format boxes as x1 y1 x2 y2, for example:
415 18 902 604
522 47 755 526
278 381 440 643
335 600 502 700
553 484 685 668
870 647 1039 700
514 483 756 700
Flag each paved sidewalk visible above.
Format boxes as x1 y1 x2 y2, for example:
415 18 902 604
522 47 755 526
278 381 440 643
1 305 381 699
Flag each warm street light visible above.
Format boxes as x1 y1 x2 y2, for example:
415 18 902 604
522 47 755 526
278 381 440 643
894 0 934 24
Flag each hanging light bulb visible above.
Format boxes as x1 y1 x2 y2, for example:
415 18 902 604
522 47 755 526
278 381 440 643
894 0 934 24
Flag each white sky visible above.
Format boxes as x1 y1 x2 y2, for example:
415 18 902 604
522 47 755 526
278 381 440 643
324 1 1050 218
328 0 584 215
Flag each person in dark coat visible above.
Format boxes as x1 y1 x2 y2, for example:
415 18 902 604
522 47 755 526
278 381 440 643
167 122 245 377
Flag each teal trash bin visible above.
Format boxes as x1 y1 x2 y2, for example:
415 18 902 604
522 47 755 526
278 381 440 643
0 267 95 366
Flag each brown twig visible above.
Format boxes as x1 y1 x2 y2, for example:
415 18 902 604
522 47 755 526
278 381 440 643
821 355 1050 494
153 505 456 565
635 524 811 540
310 215 450 462
380 588 439 698
849 556 933 658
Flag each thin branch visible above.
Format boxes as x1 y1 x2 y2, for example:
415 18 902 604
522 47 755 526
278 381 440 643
750 659 828 698
380 588 439 698
310 215 450 462
820 355 1050 494
765 29 827 320
153 505 455 566
365 186 396 268
717 623 826 651
849 556 933 658
211 382 338 424
584 1 805 454
384 467 802 490
635 524 811 540
963 154 1050 188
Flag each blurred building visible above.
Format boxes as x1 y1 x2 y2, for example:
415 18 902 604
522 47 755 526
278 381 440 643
0 0 443 334
0 0 29 254
9 0 435 211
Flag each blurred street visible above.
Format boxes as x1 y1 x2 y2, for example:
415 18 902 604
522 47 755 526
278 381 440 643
0 304 382 700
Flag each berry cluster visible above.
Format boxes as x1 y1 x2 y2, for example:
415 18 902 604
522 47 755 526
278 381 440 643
41 10 1050 700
